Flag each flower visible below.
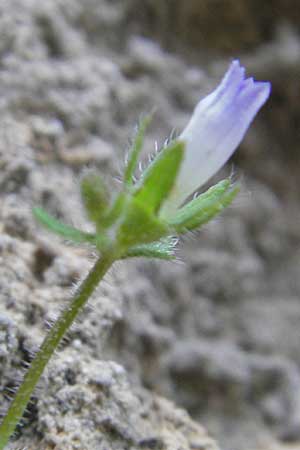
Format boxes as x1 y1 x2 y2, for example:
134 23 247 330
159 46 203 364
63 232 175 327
163 60 271 213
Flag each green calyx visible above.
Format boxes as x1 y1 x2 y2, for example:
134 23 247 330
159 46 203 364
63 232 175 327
117 197 170 249
33 115 240 261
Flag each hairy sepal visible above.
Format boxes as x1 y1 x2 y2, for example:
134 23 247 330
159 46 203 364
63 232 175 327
134 140 185 214
123 238 176 260
124 114 153 187
80 173 110 225
168 179 239 233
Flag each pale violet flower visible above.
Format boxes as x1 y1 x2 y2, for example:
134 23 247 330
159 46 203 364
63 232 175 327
163 60 271 213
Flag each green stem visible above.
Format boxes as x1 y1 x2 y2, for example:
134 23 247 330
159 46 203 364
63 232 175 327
0 252 116 449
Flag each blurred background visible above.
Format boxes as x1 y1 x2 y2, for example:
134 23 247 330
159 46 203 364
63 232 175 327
0 1 300 449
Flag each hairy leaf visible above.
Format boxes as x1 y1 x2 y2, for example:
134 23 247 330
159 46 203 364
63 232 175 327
33 207 96 244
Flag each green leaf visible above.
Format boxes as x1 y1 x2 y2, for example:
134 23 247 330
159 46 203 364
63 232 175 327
80 173 110 225
124 114 152 187
169 180 239 233
117 197 170 249
134 140 185 214
123 237 176 260
33 207 97 244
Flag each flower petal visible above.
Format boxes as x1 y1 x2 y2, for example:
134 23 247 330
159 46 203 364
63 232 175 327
163 60 271 213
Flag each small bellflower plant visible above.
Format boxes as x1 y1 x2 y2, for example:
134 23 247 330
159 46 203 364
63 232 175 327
0 60 270 448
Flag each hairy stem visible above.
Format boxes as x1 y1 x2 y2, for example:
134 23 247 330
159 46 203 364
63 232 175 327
0 252 115 449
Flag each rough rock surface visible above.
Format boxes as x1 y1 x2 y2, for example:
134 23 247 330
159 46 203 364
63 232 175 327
0 1 300 450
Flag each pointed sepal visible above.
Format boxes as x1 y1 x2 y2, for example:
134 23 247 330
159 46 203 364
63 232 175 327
124 114 152 187
168 179 239 233
123 237 176 260
134 140 185 214
80 172 110 225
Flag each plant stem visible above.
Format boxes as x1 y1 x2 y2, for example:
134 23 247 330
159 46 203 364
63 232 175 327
0 252 115 449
